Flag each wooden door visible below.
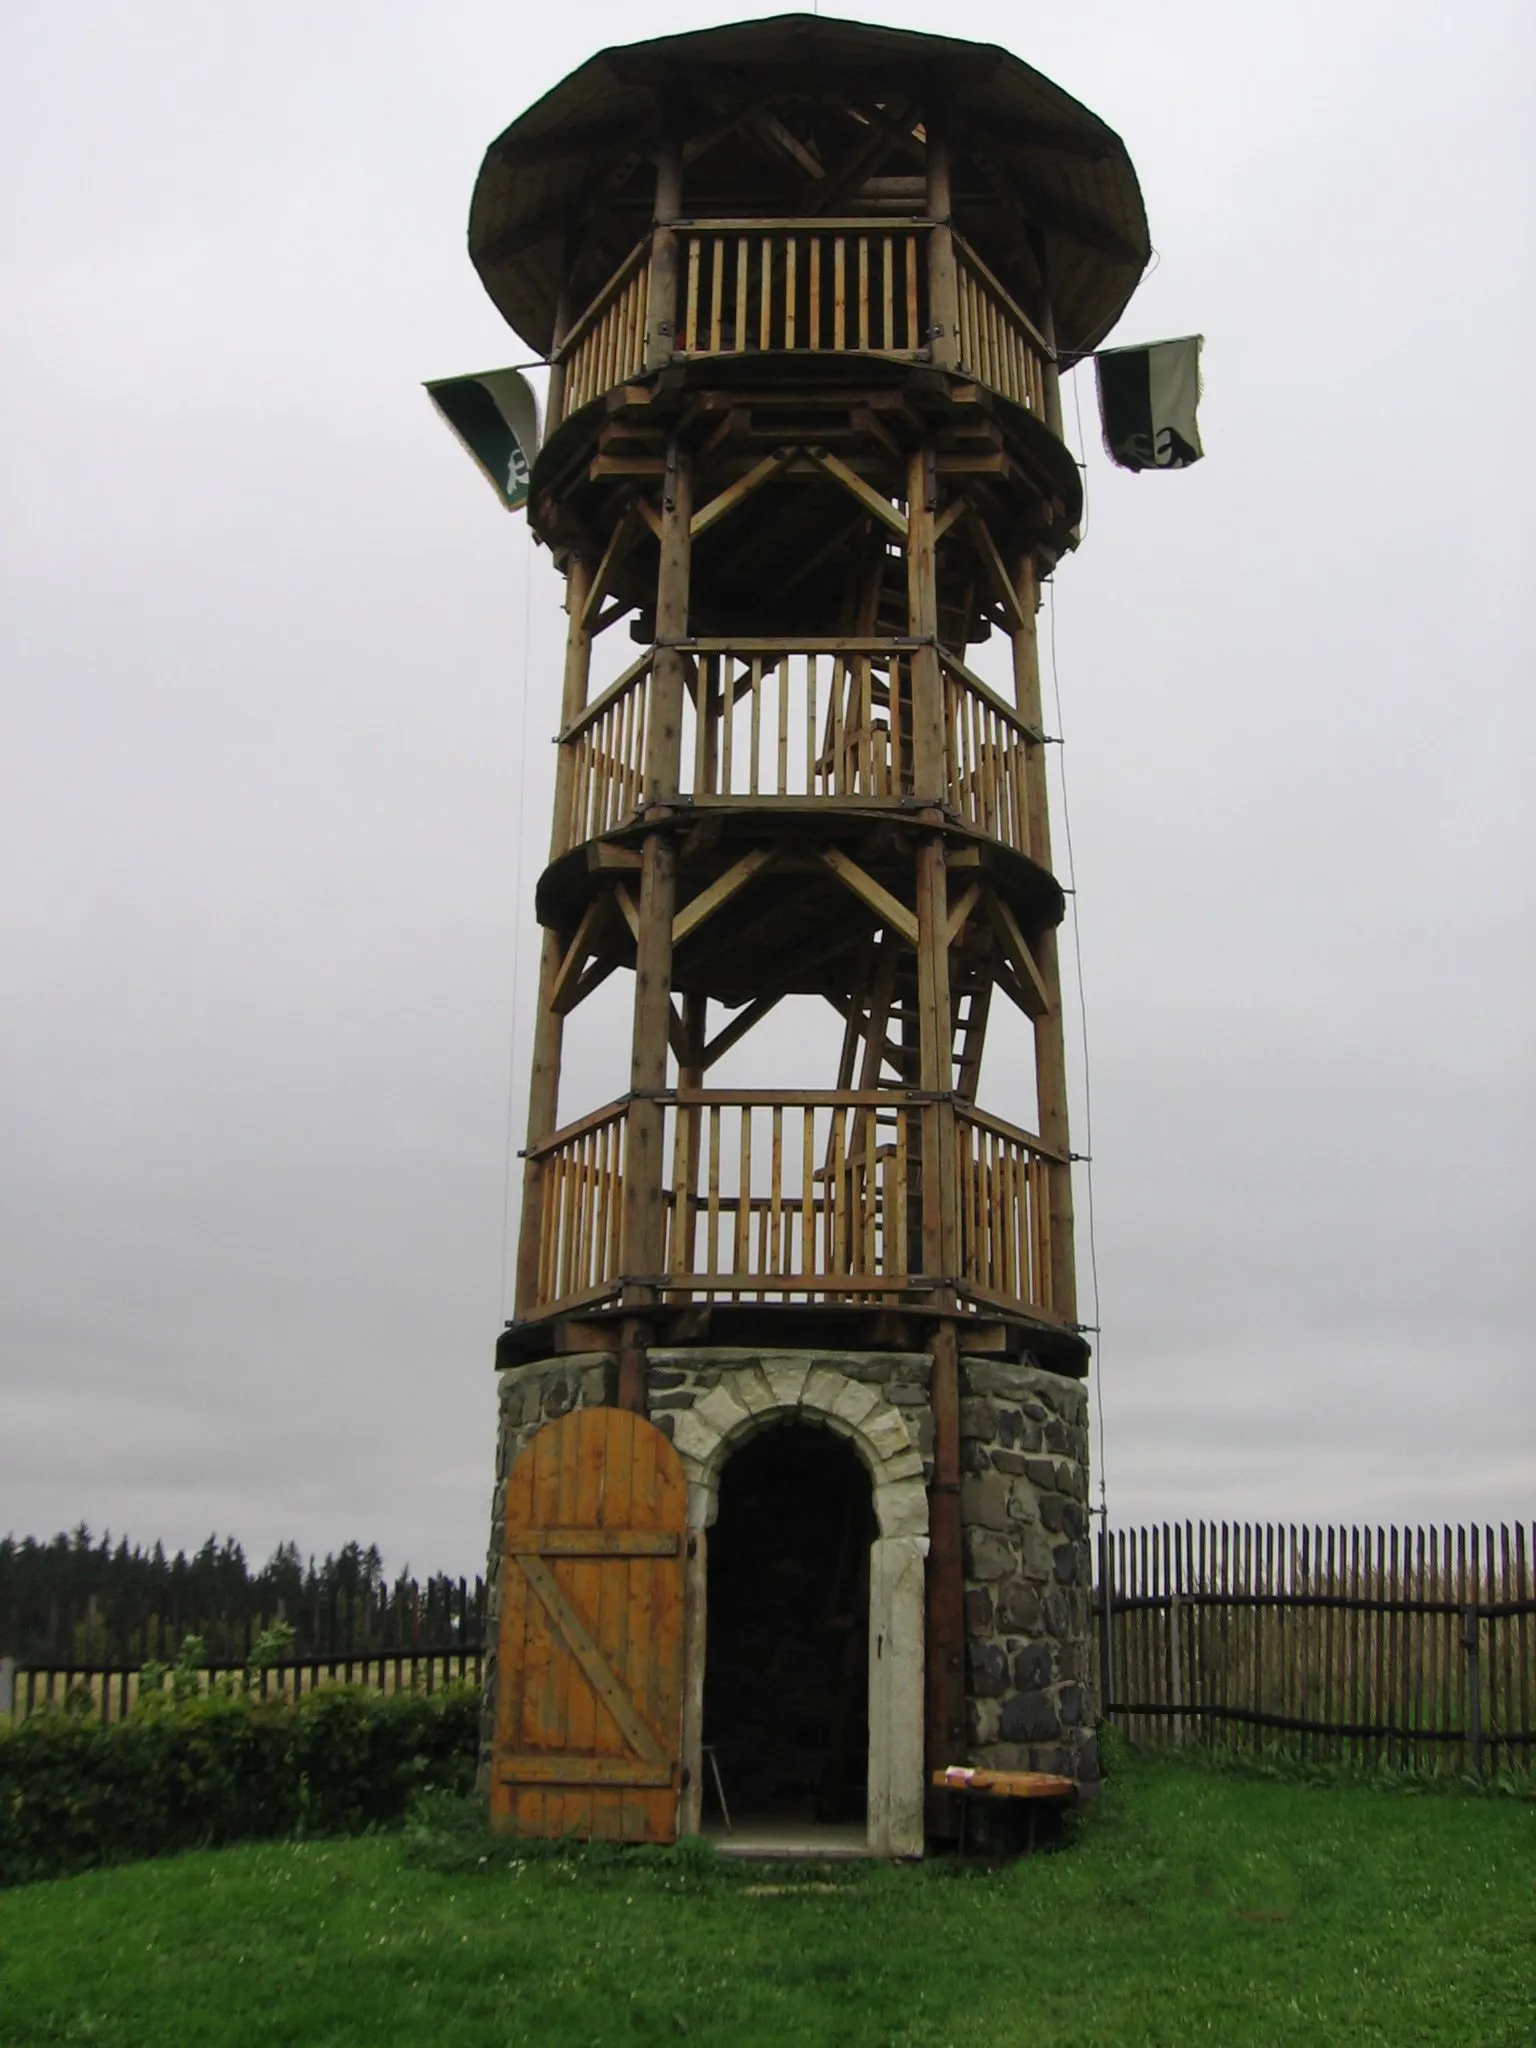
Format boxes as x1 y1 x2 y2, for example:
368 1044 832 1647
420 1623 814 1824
491 1406 688 1842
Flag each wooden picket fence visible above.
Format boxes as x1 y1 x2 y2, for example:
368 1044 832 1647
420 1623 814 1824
0 1642 485 1728
1095 1521 1536 1775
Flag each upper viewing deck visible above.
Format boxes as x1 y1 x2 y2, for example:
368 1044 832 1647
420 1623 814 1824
468 15 1149 442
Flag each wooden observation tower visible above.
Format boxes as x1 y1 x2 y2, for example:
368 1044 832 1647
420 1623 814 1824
472 16 1150 1855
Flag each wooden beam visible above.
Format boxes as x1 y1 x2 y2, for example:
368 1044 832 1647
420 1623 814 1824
933 496 968 544
666 1001 689 1065
549 895 611 1014
635 496 664 542
945 881 981 949
701 992 783 1070
965 508 1028 631
582 503 642 628
672 845 776 947
613 880 641 942
752 110 823 181
983 887 1052 1018
806 447 908 539
818 847 919 948
689 447 798 542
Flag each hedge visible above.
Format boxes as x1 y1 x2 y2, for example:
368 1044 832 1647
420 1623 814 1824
0 1683 480 1886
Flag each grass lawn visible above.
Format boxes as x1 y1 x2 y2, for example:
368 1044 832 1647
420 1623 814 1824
0 1757 1530 2047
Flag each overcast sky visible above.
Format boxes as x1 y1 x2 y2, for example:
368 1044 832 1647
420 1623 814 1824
3 0 1531 1580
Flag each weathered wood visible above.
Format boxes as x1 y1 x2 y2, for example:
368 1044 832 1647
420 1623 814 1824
492 1409 686 1843
645 144 683 374
806 446 908 538
818 846 919 947
672 845 776 947
689 447 797 541
924 121 959 371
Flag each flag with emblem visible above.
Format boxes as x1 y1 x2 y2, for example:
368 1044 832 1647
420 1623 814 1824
1095 337 1204 472
425 367 541 510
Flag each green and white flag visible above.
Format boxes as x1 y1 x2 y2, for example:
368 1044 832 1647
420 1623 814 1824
1095 337 1204 472
425 367 541 510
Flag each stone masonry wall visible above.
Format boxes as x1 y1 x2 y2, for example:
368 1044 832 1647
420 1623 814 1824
959 1357 1099 1790
477 1345 1098 1799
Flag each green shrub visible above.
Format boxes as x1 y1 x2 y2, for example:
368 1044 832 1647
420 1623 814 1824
0 1683 479 1887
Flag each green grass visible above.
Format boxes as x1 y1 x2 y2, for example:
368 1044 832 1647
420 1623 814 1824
0 1757 1531 2047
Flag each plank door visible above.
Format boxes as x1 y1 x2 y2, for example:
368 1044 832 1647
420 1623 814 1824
491 1406 688 1843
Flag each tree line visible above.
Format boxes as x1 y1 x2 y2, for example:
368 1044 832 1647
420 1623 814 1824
0 1526 484 1666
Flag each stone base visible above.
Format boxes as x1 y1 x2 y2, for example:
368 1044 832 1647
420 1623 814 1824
479 1344 1099 1847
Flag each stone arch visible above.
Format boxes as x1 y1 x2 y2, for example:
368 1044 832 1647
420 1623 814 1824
663 1352 929 1858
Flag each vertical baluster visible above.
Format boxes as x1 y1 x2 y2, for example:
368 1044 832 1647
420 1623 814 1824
732 1104 751 1299
881 235 893 349
830 1108 848 1283
759 237 772 351
893 1107 909 1275
834 237 846 351
809 235 822 351
720 655 736 794
800 1107 816 1278
706 1106 722 1279
831 645 846 797
858 236 869 350
905 236 918 351
803 654 817 797
769 1105 784 1282
685 238 701 353
709 237 724 352
692 653 711 797
785 235 797 349
776 653 789 795
730 238 746 353
748 657 763 794
598 287 615 396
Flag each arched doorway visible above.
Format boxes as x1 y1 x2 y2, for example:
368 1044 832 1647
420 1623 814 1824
703 1422 877 1839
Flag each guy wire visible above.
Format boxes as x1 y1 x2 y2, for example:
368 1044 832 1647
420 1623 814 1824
497 526 536 1320
1045 572 1110 1527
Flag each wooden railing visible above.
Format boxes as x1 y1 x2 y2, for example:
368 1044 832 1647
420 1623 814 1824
557 641 1041 857
955 1103 1056 1314
664 1091 917 1300
677 221 930 360
527 1101 628 1314
686 640 913 803
551 223 1056 430
556 237 651 421
522 1091 1059 1319
953 234 1051 418
940 653 1034 855
559 651 653 847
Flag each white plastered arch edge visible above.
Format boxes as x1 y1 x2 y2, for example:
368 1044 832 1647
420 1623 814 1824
665 1353 930 1859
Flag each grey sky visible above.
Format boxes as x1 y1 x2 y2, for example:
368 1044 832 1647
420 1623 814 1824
3 0 1531 1579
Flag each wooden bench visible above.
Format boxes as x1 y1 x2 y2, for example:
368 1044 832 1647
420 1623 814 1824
932 1767 1076 1856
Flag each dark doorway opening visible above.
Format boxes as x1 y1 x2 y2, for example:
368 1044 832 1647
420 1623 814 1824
704 1423 876 1828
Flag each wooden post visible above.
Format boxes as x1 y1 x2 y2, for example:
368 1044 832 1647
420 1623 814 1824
646 443 692 802
925 1321 965 1834
622 439 690 1302
1029 232 1064 444
925 120 959 372
906 444 945 799
545 280 572 437
645 133 683 373
514 555 595 1318
1010 552 1077 1324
